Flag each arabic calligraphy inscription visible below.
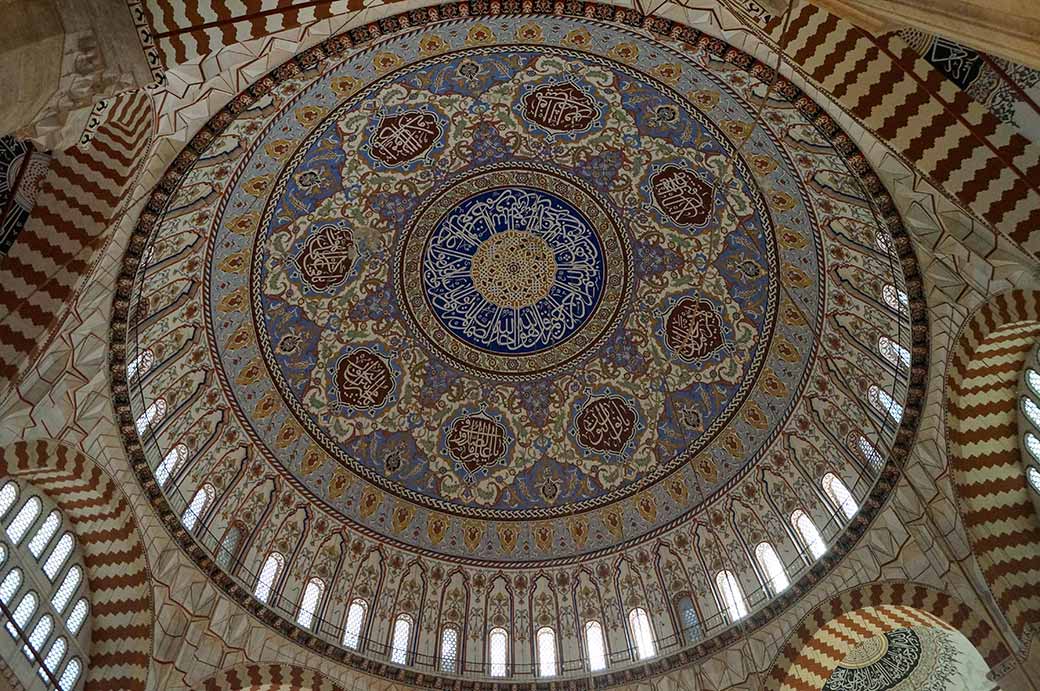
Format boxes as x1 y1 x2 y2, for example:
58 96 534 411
369 109 442 165
295 223 357 292
650 164 714 227
575 396 637 454
665 297 724 362
334 349 394 409
521 83 598 132
446 415 508 473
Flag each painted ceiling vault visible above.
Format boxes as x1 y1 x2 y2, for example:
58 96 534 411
109 0 926 678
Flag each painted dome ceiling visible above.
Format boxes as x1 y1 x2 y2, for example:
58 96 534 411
113 1 925 675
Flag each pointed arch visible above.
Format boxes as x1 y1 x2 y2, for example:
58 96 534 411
0 440 152 691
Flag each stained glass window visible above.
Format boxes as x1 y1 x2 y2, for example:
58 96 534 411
677 597 701 642
296 578 324 629
1028 466 1040 494
537 627 557 677
43 533 74 580
135 398 166 435
489 627 508 677
58 658 80 691
216 526 240 569
628 607 656 660
7 591 38 637
24 614 52 659
155 444 188 487
857 435 884 473
127 349 155 380
868 385 904 422
755 542 789 594
40 636 66 682
254 552 283 604
52 566 81 613
882 284 908 311
823 473 859 519
7 496 41 544
0 482 17 518
584 620 607 671
0 568 22 604
182 484 213 531
342 599 367 649
878 336 911 369
67 598 88 636
28 510 60 558
390 614 412 665
716 571 748 622
440 625 459 673
793 510 826 559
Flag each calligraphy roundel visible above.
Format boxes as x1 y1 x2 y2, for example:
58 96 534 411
122 8 918 565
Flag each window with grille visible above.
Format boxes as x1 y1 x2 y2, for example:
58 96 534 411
584 620 607 671
390 614 412 665
182 484 214 532
0 483 17 519
868 384 904 422
127 348 155 380
440 625 460 673
537 627 557 677
488 627 508 677
627 607 656 660
296 578 324 629
28 511 60 558
43 533 74 580
882 284 908 311
135 398 167 435
878 336 911 369
216 526 240 569
715 571 747 622
676 597 701 642
1021 364 1040 494
155 444 188 488
792 510 826 559
855 435 884 473
822 473 858 519
254 552 284 604
755 543 789 594
7 497 41 545
342 599 367 649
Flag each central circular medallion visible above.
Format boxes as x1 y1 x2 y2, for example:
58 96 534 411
400 164 630 379
470 229 558 309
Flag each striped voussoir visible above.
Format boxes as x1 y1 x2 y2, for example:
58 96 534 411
947 289 1040 642
0 440 152 691
0 89 153 398
195 663 347 691
765 582 1011 691
761 3 1040 258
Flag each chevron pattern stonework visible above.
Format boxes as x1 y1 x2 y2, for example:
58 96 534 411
0 440 153 691
765 583 1012 691
948 290 1040 642
195 664 348 691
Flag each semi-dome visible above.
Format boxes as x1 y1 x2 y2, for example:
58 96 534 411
111 3 924 682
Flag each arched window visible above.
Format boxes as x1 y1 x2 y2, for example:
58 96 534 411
488 626 508 677
342 598 367 649
24 614 52 659
755 542 789 594
67 599 88 636
0 482 17 518
440 625 460 673
882 284 908 311
254 552 284 604
868 385 904 422
135 398 167 435
7 496 41 544
584 620 607 671
823 473 859 519
43 533 74 580
537 626 557 677
40 636 66 682
389 613 412 665
296 577 325 629
627 607 656 660
216 526 240 569
676 596 701 642
52 565 81 612
155 444 188 487
182 483 214 531
0 568 22 604
1025 465 1040 493
6 591 38 637
58 658 81 690
715 571 748 622
127 348 155 380
1026 432 1040 463
856 435 884 473
878 336 911 369
874 231 892 254
28 510 61 558
792 510 826 559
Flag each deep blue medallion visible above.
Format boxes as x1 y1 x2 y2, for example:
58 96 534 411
422 186 605 355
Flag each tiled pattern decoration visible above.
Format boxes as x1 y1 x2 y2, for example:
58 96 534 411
0 440 152 691
947 289 1040 642
764 583 1012 691
0 137 51 255
0 90 153 396
197 663 347 691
